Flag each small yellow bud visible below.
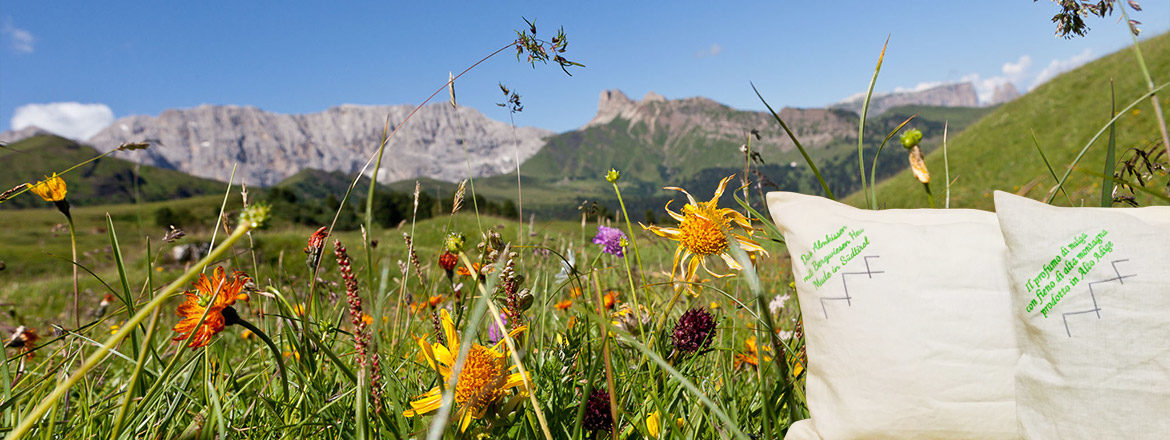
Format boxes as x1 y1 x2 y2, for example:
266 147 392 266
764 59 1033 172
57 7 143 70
605 168 620 183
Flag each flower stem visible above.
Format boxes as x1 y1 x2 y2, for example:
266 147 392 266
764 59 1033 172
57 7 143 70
223 306 288 398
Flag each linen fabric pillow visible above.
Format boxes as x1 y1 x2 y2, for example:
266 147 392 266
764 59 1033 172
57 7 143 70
766 191 1018 440
993 191 1170 439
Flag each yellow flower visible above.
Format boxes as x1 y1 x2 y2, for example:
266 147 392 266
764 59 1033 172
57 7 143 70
404 309 530 432
642 175 766 288
29 173 67 202
647 411 661 438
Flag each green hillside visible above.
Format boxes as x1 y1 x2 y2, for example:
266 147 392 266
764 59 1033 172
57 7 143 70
0 135 227 209
852 32 1170 209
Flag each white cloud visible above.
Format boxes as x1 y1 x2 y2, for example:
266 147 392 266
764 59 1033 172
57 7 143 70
2 20 34 53
11 102 115 140
694 43 722 58
1033 48 1093 88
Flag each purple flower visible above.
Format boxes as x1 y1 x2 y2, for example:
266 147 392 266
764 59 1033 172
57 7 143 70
591 225 626 257
487 312 508 344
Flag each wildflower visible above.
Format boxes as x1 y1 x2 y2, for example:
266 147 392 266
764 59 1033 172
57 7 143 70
457 262 483 277
641 175 766 289
172 267 250 348
28 173 67 202
240 329 254 339
487 312 509 344
768 294 790 316
110 321 123 335
5 326 38 359
444 232 467 253
304 226 328 269
293 303 306 316
362 313 375 326
672 307 716 354
582 389 613 433
612 304 650 335
591 225 627 257
647 411 661 438
555 299 572 310
733 336 771 369
603 290 619 310
403 309 530 432
439 251 459 274
605 168 620 183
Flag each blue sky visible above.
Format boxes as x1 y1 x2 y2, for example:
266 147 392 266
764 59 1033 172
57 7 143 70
2 1 1167 138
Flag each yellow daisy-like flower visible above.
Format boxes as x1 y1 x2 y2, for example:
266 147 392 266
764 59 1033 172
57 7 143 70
404 309 530 432
29 173 67 202
642 175 766 287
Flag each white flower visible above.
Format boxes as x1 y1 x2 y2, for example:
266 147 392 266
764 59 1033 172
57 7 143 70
768 294 790 316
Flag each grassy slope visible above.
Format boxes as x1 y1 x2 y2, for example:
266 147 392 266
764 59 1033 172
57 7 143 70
0 135 227 209
852 32 1170 209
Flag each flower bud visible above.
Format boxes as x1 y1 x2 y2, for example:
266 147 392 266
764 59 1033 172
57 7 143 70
605 168 620 183
444 232 466 253
900 128 923 149
240 202 271 229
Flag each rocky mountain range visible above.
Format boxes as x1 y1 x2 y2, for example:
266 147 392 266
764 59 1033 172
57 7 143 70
85 104 552 186
830 82 980 116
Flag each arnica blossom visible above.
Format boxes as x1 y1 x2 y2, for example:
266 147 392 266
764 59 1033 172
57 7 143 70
582 389 613 433
642 175 766 288
28 173 67 202
172 267 250 349
672 307 716 354
647 411 661 438
404 309 530 432
591 225 626 257
554 299 572 310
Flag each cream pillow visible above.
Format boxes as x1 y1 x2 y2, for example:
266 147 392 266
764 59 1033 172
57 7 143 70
993 191 1170 439
767 191 1018 440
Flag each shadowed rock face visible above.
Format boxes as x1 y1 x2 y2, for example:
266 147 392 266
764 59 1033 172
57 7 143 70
87 104 552 186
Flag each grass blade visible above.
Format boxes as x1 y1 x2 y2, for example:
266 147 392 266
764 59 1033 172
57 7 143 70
1101 80 1117 207
859 36 890 209
751 83 835 199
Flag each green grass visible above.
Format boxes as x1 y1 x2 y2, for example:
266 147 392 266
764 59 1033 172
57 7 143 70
852 32 1170 209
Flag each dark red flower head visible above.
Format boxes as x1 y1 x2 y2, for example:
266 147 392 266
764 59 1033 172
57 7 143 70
672 307 716 354
438 251 458 273
582 389 613 432
305 226 328 253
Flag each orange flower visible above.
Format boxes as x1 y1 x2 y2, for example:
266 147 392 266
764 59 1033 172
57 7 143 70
603 291 619 310
555 299 572 310
172 267 250 349
456 262 483 277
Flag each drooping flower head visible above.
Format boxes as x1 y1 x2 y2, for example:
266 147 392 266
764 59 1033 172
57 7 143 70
28 173 67 202
582 388 613 433
672 307 716 354
438 251 459 273
641 175 766 288
172 266 250 349
591 225 627 257
304 226 329 269
404 309 530 432
5 326 39 359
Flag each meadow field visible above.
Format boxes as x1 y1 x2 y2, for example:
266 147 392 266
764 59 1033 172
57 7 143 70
1 17 1168 440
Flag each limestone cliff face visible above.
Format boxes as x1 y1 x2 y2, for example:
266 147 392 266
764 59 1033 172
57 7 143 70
586 89 857 153
831 82 980 116
87 104 552 186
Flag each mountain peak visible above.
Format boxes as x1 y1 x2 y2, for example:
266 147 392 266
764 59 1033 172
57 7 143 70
831 82 979 116
642 91 666 103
